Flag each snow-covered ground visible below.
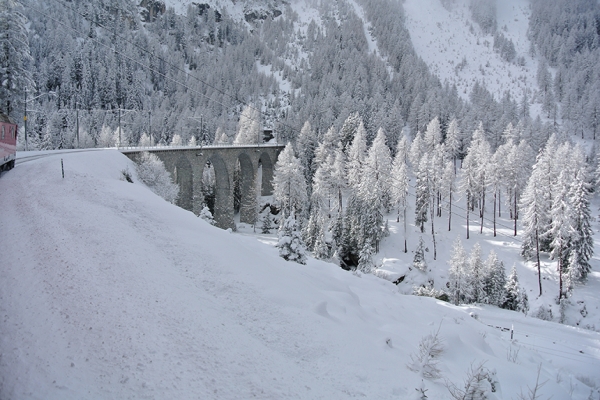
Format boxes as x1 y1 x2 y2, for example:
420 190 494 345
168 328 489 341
1 149 599 399
403 0 538 105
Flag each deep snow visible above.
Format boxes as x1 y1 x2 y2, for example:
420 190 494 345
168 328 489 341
1 150 599 399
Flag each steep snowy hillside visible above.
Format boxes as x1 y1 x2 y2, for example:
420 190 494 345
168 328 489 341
404 0 538 106
1 150 599 399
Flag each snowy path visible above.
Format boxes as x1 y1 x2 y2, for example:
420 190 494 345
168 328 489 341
1 150 599 399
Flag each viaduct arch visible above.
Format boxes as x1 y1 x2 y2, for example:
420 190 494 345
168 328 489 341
122 145 284 230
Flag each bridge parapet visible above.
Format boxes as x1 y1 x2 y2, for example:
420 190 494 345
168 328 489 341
122 145 284 230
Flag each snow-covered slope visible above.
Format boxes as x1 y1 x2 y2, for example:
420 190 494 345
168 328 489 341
1 150 599 399
404 0 538 104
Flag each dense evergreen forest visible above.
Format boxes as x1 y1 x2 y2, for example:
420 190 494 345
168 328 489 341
2 0 575 151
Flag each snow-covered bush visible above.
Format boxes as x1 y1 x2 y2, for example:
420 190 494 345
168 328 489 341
413 236 428 272
532 304 553 321
408 327 445 380
199 206 215 225
134 151 179 204
413 285 448 301
446 362 497 400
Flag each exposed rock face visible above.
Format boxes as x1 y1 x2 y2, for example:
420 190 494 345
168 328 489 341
240 0 287 23
139 0 166 22
193 3 222 22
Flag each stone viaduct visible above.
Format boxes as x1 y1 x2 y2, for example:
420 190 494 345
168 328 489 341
122 144 284 229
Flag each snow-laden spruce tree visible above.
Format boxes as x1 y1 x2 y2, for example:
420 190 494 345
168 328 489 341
135 151 180 204
448 237 469 305
234 104 261 145
567 171 594 282
365 127 392 212
346 121 368 191
502 265 528 313
272 143 308 219
139 133 152 147
467 243 485 304
413 236 427 272
357 242 375 273
520 152 551 296
482 250 507 306
444 118 461 172
415 156 430 233
390 136 409 253
277 213 307 265
261 213 274 234
295 120 317 183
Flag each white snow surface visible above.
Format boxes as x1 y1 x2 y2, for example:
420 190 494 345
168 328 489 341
403 0 538 104
1 150 600 399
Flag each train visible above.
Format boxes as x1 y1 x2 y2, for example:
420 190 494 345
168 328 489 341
0 113 18 172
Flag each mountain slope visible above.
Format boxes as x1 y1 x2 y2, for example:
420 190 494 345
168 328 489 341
0 150 599 398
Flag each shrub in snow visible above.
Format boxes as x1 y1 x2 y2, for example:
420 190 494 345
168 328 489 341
413 285 447 301
532 304 553 321
277 214 306 265
407 327 445 380
199 206 215 225
445 362 497 400
135 151 180 204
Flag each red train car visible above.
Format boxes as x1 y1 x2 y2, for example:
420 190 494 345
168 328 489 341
0 113 18 172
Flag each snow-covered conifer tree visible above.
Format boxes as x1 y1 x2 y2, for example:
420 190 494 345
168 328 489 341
135 151 180 204
445 118 461 172
467 243 485 303
520 153 550 296
567 172 594 282
277 213 307 265
346 121 367 191
357 242 375 274
234 104 261 145
502 266 526 313
214 127 230 145
483 250 506 306
296 120 317 183
423 117 442 154
413 236 427 272
409 130 425 169
415 156 430 233
365 127 392 212
449 237 469 305
170 133 183 146
272 143 308 219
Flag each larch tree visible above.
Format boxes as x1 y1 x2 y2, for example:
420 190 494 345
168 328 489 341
390 140 409 251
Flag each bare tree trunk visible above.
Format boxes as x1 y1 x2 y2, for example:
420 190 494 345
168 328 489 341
431 197 437 260
536 228 542 296
493 191 497 237
514 189 518 236
466 193 470 240
403 206 407 253
558 248 563 299
480 190 485 234
448 191 452 231
498 191 501 217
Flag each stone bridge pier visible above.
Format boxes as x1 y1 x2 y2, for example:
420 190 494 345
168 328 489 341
123 145 283 229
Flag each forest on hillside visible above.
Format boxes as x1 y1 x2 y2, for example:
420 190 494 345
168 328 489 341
3 0 586 151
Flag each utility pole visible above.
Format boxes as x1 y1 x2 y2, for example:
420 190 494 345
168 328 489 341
149 110 152 146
